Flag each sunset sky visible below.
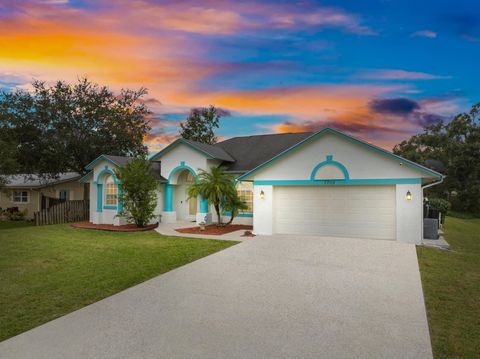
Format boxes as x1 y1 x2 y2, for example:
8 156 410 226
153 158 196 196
1 0 479 151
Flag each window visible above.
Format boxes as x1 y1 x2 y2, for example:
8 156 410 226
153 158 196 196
105 175 118 206
237 182 253 213
13 191 29 203
59 190 70 201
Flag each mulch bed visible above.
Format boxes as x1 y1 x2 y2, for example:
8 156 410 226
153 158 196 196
175 224 253 235
71 222 158 232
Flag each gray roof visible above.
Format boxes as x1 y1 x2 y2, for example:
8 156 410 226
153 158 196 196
103 155 135 167
150 162 168 182
101 156 167 182
3 172 82 188
215 132 313 172
181 139 235 162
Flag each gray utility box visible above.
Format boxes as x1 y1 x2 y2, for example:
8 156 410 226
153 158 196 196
424 218 439 240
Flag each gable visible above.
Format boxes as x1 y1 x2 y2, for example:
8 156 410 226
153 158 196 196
240 130 441 182
154 142 211 180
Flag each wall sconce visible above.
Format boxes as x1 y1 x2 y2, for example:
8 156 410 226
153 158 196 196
259 190 265 199
406 190 412 201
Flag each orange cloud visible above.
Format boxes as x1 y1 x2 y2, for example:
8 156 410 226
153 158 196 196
170 84 404 122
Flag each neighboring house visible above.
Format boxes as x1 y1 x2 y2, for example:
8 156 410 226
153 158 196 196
0 173 84 219
81 128 443 244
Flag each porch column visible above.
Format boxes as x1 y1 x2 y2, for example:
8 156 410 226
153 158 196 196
117 184 123 214
162 183 177 223
165 183 173 212
96 184 103 213
196 195 212 224
200 196 209 213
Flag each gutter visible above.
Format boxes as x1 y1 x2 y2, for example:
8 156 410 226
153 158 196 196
421 176 444 191
421 176 445 239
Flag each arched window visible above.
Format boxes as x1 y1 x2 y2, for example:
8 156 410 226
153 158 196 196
104 175 118 206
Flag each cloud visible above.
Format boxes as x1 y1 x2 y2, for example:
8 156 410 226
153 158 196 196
411 112 445 127
355 69 450 80
444 14 480 42
267 5 376 35
369 98 420 115
171 84 402 120
368 97 451 128
36 0 375 37
411 30 437 38
261 91 459 149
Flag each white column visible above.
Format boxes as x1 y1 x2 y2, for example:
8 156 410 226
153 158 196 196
396 183 422 244
253 185 273 235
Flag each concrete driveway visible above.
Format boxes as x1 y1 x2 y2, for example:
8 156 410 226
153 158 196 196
0 235 432 359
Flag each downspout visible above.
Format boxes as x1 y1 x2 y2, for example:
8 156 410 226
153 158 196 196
421 176 445 238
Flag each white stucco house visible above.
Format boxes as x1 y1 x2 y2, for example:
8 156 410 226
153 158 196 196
80 128 443 244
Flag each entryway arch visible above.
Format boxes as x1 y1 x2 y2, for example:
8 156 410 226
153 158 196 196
163 163 208 222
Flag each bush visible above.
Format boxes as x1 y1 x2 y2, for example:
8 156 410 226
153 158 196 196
428 198 451 223
6 209 28 221
115 157 158 227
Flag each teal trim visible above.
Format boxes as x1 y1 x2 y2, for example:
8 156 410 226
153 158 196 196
96 184 103 212
117 185 123 214
238 212 253 217
200 196 209 213
103 205 117 210
253 178 422 186
94 166 120 185
150 139 215 161
79 171 93 184
237 127 443 181
86 154 122 170
167 164 197 183
222 211 253 217
165 183 173 212
310 155 349 181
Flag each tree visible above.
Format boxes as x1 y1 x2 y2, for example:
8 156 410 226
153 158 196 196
0 78 151 179
115 158 158 227
0 138 18 189
222 191 248 225
393 102 480 212
187 167 237 226
179 105 223 144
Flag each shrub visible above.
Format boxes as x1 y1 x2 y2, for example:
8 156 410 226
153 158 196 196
428 198 451 223
6 209 28 221
115 157 158 227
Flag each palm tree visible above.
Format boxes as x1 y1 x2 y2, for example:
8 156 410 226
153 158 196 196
187 167 236 226
222 192 248 225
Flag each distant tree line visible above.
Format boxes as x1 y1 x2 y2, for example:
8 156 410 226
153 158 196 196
394 103 480 213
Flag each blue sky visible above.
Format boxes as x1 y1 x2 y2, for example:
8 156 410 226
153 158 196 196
0 0 479 150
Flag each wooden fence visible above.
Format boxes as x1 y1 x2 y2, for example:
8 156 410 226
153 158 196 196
34 200 89 226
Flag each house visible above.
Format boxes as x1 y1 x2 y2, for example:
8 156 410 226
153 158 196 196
81 128 443 244
0 173 85 219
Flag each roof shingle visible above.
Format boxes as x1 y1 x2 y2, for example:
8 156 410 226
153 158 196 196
214 132 313 172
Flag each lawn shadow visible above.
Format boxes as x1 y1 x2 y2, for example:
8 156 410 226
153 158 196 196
0 221 35 230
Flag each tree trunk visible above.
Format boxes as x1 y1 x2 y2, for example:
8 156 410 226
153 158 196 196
225 211 235 225
214 203 223 226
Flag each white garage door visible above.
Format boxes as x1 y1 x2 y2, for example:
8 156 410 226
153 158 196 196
273 185 396 240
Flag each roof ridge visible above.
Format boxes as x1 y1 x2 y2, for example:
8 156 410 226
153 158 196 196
216 132 313 144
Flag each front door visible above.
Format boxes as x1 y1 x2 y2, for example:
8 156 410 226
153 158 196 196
189 196 197 218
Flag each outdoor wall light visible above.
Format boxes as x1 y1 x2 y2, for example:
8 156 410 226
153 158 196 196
260 190 265 199
406 190 412 201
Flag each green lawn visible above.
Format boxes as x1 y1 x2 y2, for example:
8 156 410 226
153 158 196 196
0 222 237 341
417 216 480 358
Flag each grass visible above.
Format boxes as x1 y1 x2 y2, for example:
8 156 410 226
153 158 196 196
0 221 237 341
417 216 480 358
